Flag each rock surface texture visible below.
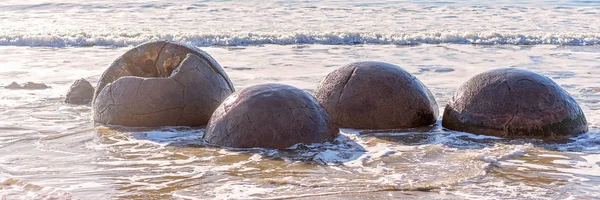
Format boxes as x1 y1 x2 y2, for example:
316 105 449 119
93 41 235 127
314 61 439 129
442 68 588 140
203 84 339 149
65 78 94 105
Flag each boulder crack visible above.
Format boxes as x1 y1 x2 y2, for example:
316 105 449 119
130 80 144 108
131 106 183 116
503 81 520 136
199 55 235 92
337 65 358 104
155 42 169 77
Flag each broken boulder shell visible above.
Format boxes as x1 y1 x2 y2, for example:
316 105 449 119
442 68 588 140
93 41 235 127
65 78 94 105
314 61 439 129
203 83 339 149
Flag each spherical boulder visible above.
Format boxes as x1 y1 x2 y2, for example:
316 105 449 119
65 78 94 105
442 68 588 140
203 84 339 149
93 41 235 127
314 61 439 129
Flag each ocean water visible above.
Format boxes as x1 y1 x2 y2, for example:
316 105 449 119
1 1 600 199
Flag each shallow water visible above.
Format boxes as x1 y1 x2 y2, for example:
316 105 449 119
0 44 599 199
2 0 600 199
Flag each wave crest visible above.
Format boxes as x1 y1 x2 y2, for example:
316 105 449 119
1 31 599 47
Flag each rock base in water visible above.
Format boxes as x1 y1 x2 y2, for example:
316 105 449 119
314 61 439 129
65 79 94 105
204 83 339 149
442 68 588 140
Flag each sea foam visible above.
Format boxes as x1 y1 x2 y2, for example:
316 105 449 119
1 31 599 47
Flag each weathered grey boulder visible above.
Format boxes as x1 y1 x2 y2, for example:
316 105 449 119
65 79 94 105
93 41 235 127
442 68 588 140
203 84 339 149
5 82 50 90
314 61 439 129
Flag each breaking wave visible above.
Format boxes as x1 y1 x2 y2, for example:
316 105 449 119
1 31 600 47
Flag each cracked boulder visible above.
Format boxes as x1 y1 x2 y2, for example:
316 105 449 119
203 83 339 149
442 68 587 140
65 78 94 105
93 41 235 127
314 61 439 129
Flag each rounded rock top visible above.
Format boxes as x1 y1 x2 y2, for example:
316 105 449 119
442 68 588 140
65 78 94 105
93 41 235 127
314 61 439 129
203 83 339 149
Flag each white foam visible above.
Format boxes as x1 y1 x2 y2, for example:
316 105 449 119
0 178 74 200
556 130 600 153
556 154 600 177
211 182 274 200
1 31 599 47
476 144 530 167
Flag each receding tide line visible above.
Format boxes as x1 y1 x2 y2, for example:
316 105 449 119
1 31 600 47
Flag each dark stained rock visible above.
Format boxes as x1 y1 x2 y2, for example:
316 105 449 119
314 61 439 129
203 84 339 149
93 41 235 127
5 82 50 90
442 68 588 140
65 79 94 105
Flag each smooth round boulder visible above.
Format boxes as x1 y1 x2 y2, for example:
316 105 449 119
203 84 339 149
314 61 439 129
442 68 588 140
93 41 235 127
65 78 94 105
